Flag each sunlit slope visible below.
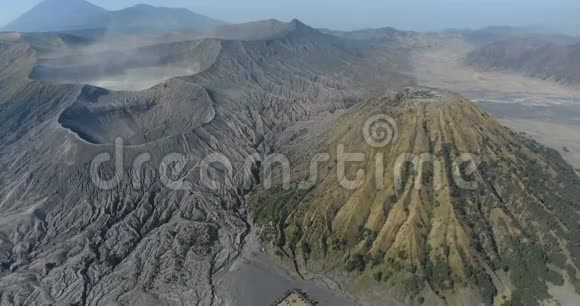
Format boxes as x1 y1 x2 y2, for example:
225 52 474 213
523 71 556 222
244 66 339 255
251 88 580 306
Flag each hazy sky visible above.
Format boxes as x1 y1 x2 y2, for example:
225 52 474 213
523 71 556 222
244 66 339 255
1 0 580 34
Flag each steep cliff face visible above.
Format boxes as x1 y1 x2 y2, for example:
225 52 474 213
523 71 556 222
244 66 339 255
251 88 580 306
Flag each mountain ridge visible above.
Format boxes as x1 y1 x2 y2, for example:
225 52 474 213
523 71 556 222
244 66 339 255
2 0 108 32
466 38 580 85
1 0 225 33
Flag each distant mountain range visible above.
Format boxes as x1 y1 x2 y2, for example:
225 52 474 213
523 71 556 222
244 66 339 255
467 38 580 85
1 0 224 33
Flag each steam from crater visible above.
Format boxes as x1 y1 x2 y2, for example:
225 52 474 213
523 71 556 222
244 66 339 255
29 33 220 91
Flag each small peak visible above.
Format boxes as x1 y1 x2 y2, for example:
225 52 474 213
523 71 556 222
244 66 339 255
127 4 156 10
290 19 307 27
37 0 97 6
260 19 287 26
389 87 463 106
288 18 319 35
41 0 99 5
377 26 398 33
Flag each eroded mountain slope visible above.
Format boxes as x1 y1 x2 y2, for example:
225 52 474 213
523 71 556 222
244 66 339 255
0 21 413 305
251 88 580 306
